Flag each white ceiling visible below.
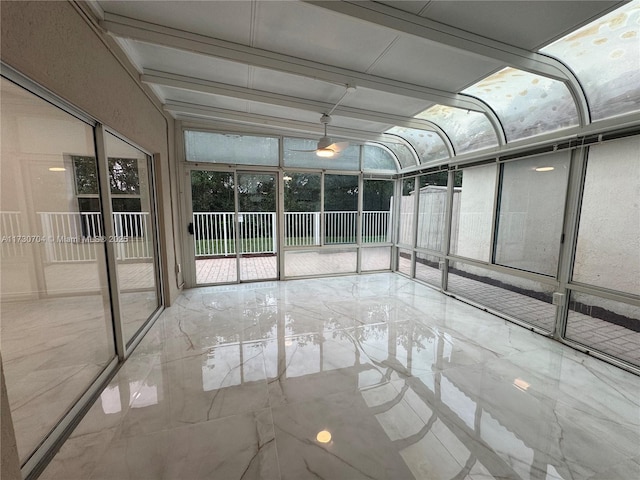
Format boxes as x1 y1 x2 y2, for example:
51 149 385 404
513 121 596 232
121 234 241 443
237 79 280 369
97 0 623 143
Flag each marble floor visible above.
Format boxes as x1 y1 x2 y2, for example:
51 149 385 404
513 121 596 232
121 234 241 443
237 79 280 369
40 274 640 480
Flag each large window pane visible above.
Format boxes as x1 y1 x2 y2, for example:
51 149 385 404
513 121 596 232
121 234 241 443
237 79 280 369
324 174 358 244
416 171 449 252
397 248 412 276
361 247 391 271
284 249 357 277
283 171 321 247
105 134 160 344
450 164 496 262
447 261 557 332
380 141 417 169
284 138 359 170
415 253 442 288
0 78 115 461
541 2 640 121
566 291 640 367
573 136 640 295
495 152 570 276
185 131 279 166
362 179 393 244
463 67 579 142
398 178 416 246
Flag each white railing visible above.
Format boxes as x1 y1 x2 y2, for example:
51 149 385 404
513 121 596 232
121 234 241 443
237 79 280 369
37 212 151 263
194 212 276 257
194 210 392 257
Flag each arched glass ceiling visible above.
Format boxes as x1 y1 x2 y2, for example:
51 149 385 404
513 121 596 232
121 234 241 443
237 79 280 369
541 1 640 121
415 105 498 154
379 141 418 169
362 145 397 172
386 127 449 163
462 67 579 142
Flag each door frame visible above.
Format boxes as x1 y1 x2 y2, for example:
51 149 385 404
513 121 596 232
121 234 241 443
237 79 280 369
182 164 280 287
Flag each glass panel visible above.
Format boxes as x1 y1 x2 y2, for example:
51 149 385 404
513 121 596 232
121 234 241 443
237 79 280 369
566 291 640 367
284 249 357 277
463 67 579 142
362 144 397 172
416 171 448 252
191 171 237 284
380 141 417 169
415 253 442 288
0 78 115 461
416 105 498 154
398 178 416 246
450 164 496 262
362 179 393 244
284 137 359 170
361 247 391 271
184 131 279 166
495 152 570 276
573 136 640 295
324 174 358 244
237 173 277 281
448 261 557 332
283 171 321 247
386 127 449 163
397 248 412 276
541 2 640 121
105 134 160 344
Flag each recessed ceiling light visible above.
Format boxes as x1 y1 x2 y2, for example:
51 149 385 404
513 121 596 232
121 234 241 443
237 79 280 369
535 166 554 172
48 167 66 172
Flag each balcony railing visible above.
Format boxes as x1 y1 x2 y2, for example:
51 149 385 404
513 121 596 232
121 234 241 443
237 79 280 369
193 211 392 257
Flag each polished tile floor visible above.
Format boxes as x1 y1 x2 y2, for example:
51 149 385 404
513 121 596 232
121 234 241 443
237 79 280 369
41 274 640 480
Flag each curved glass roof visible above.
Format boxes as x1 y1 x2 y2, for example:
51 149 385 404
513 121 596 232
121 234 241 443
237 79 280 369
463 67 579 142
541 1 640 121
415 105 498 154
362 144 397 172
379 141 419 169
386 127 449 163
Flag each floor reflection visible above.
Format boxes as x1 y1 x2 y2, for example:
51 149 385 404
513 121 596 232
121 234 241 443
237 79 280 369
41 274 640 480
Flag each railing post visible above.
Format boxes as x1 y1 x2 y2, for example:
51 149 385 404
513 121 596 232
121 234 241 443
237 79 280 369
314 211 321 246
271 212 277 254
223 213 229 256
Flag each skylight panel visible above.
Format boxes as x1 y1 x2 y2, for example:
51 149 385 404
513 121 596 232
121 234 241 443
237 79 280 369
463 67 579 142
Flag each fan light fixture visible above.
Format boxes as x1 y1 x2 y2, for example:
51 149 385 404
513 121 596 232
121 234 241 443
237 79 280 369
316 148 335 158
535 166 554 172
48 167 66 172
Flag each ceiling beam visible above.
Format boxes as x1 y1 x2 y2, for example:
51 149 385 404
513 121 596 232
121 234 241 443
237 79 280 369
165 100 391 140
101 12 506 144
142 69 462 146
305 0 590 125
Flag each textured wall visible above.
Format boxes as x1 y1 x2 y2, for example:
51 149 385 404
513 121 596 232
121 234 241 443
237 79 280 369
0 0 181 304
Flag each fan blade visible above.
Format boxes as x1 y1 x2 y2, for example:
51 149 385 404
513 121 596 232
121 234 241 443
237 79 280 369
329 141 350 153
289 149 320 153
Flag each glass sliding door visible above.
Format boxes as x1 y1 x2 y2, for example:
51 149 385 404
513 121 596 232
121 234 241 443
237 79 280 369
190 170 237 285
104 133 161 345
0 78 116 463
189 169 278 285
324 174 359 245
237 172 277 281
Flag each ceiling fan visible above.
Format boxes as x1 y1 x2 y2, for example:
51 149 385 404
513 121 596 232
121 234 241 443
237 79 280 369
292 114 349 158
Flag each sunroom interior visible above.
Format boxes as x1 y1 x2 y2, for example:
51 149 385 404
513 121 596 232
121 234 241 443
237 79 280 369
1 1 639 479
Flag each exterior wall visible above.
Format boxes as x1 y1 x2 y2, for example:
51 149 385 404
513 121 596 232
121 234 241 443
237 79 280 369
0 0 181 304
